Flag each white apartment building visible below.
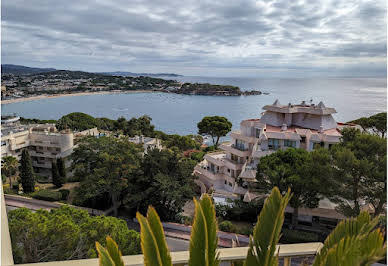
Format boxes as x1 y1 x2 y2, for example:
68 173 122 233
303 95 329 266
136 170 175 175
1 116 74 177
194 100 346 202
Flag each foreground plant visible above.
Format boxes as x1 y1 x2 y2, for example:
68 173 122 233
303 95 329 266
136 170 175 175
96 236 124 266
97 187 386 266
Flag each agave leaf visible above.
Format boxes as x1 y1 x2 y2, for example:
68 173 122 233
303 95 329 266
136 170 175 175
313 211 379 265
137 212 164 266
244 187 291 266
96 241 115 266
106 236 124 266
146 207 172 266
189 194 220 266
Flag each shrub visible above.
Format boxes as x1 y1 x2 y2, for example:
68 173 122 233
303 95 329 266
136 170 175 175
12 183 19 190
58 189 70 200
66 175 80 182
219 220 237 233
280 229 319 244
190 151 205 162
31 190 62 202
215 198 263 223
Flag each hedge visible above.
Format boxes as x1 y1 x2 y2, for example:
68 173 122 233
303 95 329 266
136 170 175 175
31 190 62 202
58 189 70 200
219 220 237 233
280 229 319 244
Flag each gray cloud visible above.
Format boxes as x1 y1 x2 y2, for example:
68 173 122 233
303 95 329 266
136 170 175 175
1 0 386 77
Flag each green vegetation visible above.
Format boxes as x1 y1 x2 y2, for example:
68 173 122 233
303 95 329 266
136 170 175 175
280 229 320 244
215 198 263 223
330 128 386 217
71 136 197 221
124 148 197 221
350 112 387 138
19 149 35 193
51 161 63 188
56 112 115 131
2 156 18 187
8 206 141 264
58 189 70 201
57 157 67 181
98 188 386 266
20 117 57 124
31 189 62 201
256 148 331 226
218 220 237 233
197 116 232 148
71 136 143 216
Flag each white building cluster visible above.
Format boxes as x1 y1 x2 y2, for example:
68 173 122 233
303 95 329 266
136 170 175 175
195 100 352 202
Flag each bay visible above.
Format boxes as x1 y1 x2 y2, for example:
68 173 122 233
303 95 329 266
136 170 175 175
2 77 386 135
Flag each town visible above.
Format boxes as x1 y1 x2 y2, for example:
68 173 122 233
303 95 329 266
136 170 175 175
1 67 263 101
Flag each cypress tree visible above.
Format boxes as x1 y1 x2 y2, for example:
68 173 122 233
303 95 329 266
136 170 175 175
56 157 67 181
19 149 35 193
51 161 63 188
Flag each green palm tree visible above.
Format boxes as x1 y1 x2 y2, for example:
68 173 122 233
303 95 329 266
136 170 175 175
2 156 19 188
97 187 386 265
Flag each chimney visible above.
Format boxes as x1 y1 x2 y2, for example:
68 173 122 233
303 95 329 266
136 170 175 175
281 124 287 131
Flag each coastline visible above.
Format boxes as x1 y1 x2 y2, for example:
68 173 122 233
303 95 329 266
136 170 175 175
1 90 155 104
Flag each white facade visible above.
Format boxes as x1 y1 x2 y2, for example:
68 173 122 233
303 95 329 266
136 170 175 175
1 116 74 177
128 135 162 154
194 100 345 201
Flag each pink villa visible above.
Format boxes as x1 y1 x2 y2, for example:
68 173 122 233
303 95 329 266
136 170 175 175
194 100 356 204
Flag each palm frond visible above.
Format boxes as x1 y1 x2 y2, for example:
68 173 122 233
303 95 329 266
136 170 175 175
313 211 386 266
189 194 219 266
244 187 292 266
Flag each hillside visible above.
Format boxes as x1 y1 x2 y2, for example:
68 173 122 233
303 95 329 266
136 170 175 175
1 64 56 75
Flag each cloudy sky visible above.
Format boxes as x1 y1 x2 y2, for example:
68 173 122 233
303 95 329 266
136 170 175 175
2 0 387 77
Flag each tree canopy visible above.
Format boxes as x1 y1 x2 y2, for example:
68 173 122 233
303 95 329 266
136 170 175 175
330 128 387 217
256 148 332 226
71 136 143 216
19 149 35 193
197 116 232 148
2 156 18 187
8 206 140 264
350 112 387 138
124 148 197 221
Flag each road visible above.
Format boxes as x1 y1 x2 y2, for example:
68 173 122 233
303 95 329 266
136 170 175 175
166 237 190 251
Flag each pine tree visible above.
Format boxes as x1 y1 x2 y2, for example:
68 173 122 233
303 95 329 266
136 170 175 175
19 149 35 193
56 157 67 181
51 161 63 188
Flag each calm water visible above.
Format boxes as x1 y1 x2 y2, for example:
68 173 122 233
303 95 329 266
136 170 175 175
2 77 386 135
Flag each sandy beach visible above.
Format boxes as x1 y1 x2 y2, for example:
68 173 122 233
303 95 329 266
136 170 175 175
1 90 155 104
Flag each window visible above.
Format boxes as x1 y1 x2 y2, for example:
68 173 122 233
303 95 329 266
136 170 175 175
268 139 280 150
300 136 306 143
228 182 232 187
224 180 227 185
255 128 261 138
284 139 296 148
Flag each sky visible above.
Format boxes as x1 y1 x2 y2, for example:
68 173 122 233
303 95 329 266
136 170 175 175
1 0 387 77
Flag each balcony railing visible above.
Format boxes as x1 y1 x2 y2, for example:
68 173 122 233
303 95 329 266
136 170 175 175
232 144 248 151
1 179 323 266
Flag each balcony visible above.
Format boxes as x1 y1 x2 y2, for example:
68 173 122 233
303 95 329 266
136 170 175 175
230 131 257 143
220 143 251 157
252 149 275 158
194 165 225 182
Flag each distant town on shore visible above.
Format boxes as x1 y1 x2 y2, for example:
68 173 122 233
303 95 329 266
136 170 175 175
1 64 264 102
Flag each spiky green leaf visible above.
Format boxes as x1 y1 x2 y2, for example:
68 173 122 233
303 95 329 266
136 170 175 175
96 241 115 266
146 207 172 266
189 194 219 266
244 187 292 266
137 212 164 266
106 236 124 266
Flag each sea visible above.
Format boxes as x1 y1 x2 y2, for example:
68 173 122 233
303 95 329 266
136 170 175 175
2 76 386 136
